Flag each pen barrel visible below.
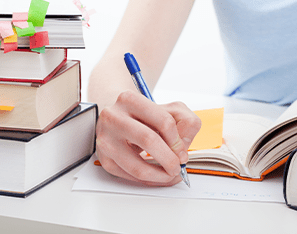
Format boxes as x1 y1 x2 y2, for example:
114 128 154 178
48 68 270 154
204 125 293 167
132 72 155 102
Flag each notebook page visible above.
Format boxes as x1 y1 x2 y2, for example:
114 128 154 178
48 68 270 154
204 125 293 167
223 114 273 166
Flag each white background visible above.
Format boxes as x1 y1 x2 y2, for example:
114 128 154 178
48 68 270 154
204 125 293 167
3 0 225 102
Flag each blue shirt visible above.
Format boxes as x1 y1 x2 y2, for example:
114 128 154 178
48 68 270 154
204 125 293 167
213 0 297 105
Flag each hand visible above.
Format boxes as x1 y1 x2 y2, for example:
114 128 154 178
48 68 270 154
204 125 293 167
96 90 201 186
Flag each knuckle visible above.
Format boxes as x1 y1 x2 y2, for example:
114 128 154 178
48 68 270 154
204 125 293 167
182 115 201 133
96 135 107 149
168 101 187 109
99 107 114 125
100 157 116 174
130 167 149 181
166 157 180 172
96 135 116 158
116 90 135 104
159 115 176 132
190 115 202 132
139 132 157 149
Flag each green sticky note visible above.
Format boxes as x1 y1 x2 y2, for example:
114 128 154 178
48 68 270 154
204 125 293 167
31 46 45 53
15 22 36 37
28 0 49 27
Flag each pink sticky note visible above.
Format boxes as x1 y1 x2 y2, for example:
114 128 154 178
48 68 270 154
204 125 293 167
29 31 49 49
13 21 29 29
87 9 96 16
4 42 18 53
0 21 14 38
12 12 28 22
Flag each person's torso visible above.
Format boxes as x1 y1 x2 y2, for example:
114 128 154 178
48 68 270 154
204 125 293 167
213 0 297 105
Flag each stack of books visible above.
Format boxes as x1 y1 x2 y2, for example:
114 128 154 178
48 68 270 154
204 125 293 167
0 10 97 197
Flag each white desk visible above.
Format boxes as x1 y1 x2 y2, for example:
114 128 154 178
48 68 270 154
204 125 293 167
1 89 296 234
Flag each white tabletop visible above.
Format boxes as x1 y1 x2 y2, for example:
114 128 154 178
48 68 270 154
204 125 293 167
1 89 296 234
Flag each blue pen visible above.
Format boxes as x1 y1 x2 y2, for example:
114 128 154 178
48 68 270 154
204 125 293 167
124 52 190 188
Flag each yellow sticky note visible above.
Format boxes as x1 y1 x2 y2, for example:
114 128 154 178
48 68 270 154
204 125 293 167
0 106 14 111
189 107 224 151
4 28 17 43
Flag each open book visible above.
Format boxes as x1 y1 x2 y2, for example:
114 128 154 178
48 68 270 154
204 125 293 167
187 100 297 181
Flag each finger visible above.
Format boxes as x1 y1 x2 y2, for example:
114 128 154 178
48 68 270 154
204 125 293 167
113 139 179 182
96 148 182 186
162 101 201 149
117 91 188 162
99 105 182 176
97 134 179 181
117 116 182 176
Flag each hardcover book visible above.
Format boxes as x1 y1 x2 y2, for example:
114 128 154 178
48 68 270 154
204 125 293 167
0 49 67 83
186 101 297 181
0 60 81 132
283 148 297 210
0 102 98 198
0 14 85 49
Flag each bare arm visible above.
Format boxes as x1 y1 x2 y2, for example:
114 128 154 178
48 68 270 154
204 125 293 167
88 0 195 110
87 0 200 186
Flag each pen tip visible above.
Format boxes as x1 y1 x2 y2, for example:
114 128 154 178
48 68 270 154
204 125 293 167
186 181 190 188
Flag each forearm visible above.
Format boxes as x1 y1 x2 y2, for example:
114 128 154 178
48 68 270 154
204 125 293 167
88 0 195 111
88 55 137 112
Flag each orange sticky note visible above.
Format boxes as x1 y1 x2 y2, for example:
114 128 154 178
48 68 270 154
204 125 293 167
189 107 224 151
4 28 17 43
0 106 14 111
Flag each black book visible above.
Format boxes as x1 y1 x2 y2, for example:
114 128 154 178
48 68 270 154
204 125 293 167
283 148 297 210
0 102 98 198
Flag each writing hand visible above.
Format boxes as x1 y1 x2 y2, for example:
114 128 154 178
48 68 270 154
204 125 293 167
96 90 201 186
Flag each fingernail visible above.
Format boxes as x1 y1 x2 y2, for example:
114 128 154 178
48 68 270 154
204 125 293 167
183 137 191 143
179 151 189 164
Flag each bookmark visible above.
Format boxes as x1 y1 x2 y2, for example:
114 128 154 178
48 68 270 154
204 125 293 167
0 106 15 111
12 12 29 29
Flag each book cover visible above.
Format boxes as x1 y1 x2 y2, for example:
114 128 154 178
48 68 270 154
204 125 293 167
0 49 67 83
283 148 297 210
0 102 98 198
0 60 81 132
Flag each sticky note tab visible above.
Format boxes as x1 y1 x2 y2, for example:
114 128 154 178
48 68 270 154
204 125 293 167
4 42 18 53
29 31 49 49
4 28 17 43
0 21 14 38
13 21 29 29
12 12 28 22
15 22 36 37
31 45 45 53
28 0 49 27
189 108 224 151
0 106 14 111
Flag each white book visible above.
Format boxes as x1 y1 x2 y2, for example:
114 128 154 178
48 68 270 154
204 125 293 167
0 14 85 49
187 100 297 181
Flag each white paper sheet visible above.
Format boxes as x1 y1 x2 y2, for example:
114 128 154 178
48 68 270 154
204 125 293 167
72 155 285 203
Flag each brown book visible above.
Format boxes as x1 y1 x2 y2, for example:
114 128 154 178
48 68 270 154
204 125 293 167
0 60 81 132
